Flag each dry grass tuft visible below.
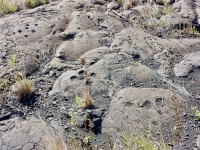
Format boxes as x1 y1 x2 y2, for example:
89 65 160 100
122 128 169 150
13 76 33 100
82 91 93 108
42 133 68 150
38 112 68 150
75 91 93 108
170 89 181 141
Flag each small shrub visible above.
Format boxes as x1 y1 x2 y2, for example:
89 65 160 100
13 76 33 100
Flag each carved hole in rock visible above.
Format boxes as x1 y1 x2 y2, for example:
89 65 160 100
13 32 15 34
157 110 163 115
124 101 134 107
143 100 152 109
24 35 28 37
155 98 163 107
132 54 140 60
152 121 158 126
70 75 77 80
86 80 92 86
77 27 81 29
26 23 29 26
188 69 194 74
78 70 84 75
35 24 38 26
25 27 29 29
18 30 22 33
90 72 96 77
198 66 200 69
90 61 96 65
62 33 75 40
31 30 36 33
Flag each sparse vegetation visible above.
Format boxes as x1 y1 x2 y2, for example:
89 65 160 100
122 128 168 150
61 63 66 70
75 91 93 108
117 0 122 3
0 78 10 91
82 91 93 108
174 24 200 37
125 67 131 74
9 54 17 67
40 121 68 150
13 74 33 100
191 26 200 37
170 89 181 142
0 0 47 16
192 107 200 120
142 22 147 27
162 3 172 15
155 11 160 19
1 0 18 14
162 3 167 15
69 108 77 125
42 134 68 150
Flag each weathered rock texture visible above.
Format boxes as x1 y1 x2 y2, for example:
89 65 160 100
0 117 63 150
0 0 200 149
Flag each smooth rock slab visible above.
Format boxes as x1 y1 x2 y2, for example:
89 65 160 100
0 117 60 150
102 88 184 137
174 51 200 77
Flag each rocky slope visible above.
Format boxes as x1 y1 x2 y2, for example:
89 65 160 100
0 0 200 149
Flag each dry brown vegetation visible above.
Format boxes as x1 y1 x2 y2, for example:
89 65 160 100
41 134 68 150
13 76 33 100
82 91 93 108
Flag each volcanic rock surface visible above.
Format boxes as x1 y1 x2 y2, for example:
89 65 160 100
0 0 200 149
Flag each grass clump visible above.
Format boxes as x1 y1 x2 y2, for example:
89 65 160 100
192 107 200 120
13 74 33 100
39 113 68 150
0 0 47 16
170 89 181 141
9 54 17 67
76 91 93 108
41 133 68 150
123 129 168 150
1 0 18 14
162 3 172 16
